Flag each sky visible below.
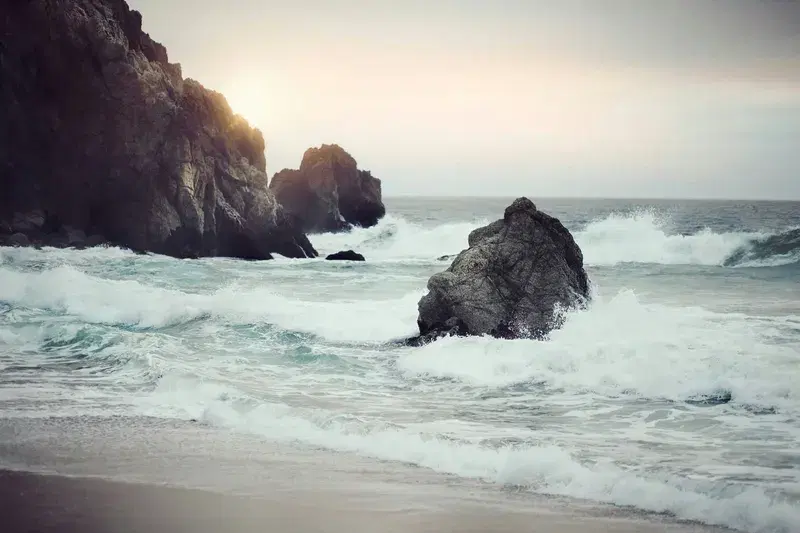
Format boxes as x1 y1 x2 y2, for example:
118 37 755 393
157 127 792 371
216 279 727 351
130 0 800 199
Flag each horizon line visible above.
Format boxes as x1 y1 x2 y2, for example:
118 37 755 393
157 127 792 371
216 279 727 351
383 194 800 202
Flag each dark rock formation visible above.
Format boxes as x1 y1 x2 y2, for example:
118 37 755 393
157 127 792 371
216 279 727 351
6 233 31 248
325 250 365 261
11 211 46 234
0 0 315 259
0 208 107 250
85 234 107 248
270 144 385 234
410 197 590 345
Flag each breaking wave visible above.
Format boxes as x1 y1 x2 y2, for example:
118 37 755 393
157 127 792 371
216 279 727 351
0 264 420 343
576 212 800 268
309 214 484 261
310 213 800 268
722 228 800 268
398 288 800 412
142 370 800 533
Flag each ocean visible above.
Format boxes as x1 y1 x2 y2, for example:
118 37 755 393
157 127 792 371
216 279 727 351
1 197 799 533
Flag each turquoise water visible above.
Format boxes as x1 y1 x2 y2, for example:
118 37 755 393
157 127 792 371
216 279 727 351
1 197 799 533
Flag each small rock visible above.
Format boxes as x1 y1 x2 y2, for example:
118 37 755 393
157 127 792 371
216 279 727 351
405 317 468 347
325 250 365 261
7 232 31 247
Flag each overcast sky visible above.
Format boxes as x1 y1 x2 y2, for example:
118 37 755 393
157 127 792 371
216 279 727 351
130 0 800 199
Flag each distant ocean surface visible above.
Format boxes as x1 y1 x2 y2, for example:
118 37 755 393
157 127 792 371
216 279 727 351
1 197 799 533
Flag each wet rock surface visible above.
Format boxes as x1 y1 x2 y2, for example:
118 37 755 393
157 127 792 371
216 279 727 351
410 197 590 345
325 250 366 261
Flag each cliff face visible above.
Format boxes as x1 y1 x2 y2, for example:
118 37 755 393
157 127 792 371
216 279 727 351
0 0 316 259
269 144 385 234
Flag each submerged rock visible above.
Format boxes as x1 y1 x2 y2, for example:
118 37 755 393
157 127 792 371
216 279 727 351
325 250 365 261
0 0 315 259
410 197 589 345
270 144 385 234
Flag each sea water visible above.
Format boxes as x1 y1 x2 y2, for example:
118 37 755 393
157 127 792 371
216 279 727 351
1 197 799 533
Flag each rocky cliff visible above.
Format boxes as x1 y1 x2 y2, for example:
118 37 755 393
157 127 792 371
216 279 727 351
269 144 385 234
0 0 316 259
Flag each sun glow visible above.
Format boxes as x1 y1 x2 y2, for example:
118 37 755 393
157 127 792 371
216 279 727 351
222 80 271 130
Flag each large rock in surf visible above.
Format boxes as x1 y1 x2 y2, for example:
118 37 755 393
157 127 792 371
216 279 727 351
0 0 316 259
269 144 385 234
411 197 589 345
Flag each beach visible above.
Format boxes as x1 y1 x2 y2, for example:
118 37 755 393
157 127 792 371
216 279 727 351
0 416 728 533
3 0 798 530
2 197 798 533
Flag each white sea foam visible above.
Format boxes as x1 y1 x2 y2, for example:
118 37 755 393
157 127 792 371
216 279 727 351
138 375 800 533
398 289 799 411
573 211 763 267
0 265 420 342
309 214 485 261
0 243 137 264
735 251 800 268
304 211 799 268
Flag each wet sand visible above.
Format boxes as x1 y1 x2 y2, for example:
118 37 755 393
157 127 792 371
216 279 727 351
0 469 729 533
0 416 730 533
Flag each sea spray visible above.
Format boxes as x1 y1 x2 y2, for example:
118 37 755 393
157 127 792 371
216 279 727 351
397 288 799 411
310 214 487 261
309 211 800 267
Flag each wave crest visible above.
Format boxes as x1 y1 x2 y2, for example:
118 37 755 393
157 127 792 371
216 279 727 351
0 265 420 342
575 212 799 268
309 215 485 261
723 228 800 268
306 212 799 268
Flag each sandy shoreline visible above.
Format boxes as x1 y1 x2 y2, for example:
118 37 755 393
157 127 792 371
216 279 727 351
0 416 730 533
1 469 729 533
